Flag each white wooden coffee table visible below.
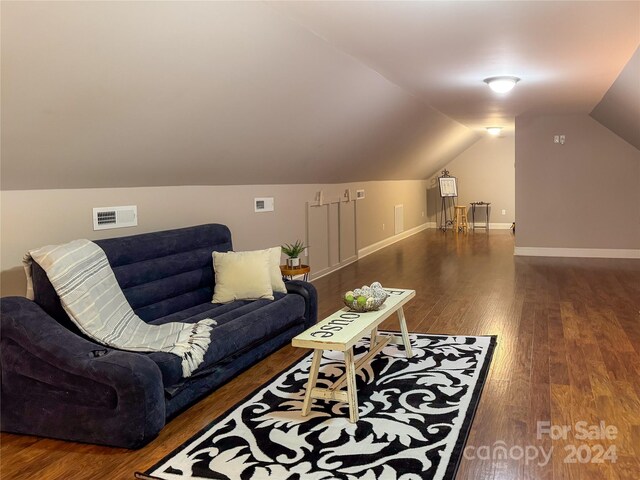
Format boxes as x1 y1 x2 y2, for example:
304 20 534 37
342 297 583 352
292 288 415 422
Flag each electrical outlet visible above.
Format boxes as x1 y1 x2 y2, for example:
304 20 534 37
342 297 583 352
554 135 560 144
422 211 425 217
501 209 506 215
382 223 385 231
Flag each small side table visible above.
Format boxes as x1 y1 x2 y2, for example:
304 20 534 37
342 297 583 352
470 202 491 229
280 264 310 281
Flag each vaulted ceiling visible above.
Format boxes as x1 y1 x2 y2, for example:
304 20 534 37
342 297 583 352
1 1 638 190
591 47 640 150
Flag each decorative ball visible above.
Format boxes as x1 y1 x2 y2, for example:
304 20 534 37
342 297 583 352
357 296 367 307
371 287 387 300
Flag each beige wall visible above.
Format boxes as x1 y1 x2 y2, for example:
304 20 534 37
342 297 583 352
354 181 428 245
427 135 515 226
0 180 428 296
515 114 640 249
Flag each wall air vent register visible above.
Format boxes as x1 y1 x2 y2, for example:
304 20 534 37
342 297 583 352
92 206 138 231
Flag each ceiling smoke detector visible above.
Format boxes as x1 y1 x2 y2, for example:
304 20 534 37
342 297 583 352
484 76 520 93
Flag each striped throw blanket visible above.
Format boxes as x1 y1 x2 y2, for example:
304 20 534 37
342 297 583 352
23 239 215 377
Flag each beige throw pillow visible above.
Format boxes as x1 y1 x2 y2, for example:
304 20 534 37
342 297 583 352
267 246 287 294
212 250 274 303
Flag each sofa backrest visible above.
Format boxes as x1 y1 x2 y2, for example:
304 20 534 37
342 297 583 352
32 224 233 326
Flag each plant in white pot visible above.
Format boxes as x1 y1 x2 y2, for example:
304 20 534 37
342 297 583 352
282 241 306 268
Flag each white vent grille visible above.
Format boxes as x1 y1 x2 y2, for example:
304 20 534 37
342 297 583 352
96 211 116 226
93 206 137 231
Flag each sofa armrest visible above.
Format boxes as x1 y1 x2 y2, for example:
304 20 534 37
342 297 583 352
0 296 165 448
284 280 318 329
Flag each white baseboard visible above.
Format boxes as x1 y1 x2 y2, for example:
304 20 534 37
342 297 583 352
309 226 428 282
488 222 513 230
309 256 358 282
514 246 640 259
358 222 429 259
426 222 512 230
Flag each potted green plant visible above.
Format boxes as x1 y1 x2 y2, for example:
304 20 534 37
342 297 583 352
282 240 306 268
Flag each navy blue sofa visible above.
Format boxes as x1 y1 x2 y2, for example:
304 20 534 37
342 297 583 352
0 224 317 448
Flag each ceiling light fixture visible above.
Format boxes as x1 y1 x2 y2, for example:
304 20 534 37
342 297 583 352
486 127 502 136
484 76 520 93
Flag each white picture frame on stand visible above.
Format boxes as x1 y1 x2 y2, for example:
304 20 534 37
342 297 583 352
439 177 458 197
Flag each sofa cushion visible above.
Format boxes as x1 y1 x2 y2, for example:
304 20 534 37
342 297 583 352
211 250 274 303
146 292 306 389
267 247 287 294
99 224 233 322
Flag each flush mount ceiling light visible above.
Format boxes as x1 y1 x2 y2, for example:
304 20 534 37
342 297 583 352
486 127 502 136
484 76 520 93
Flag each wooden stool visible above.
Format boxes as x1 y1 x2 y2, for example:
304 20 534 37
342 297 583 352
454 205 468 232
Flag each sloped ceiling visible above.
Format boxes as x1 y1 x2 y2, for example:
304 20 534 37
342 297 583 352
590 47 640 150
274 1 640 132
2 1 638 190
0 1 477 190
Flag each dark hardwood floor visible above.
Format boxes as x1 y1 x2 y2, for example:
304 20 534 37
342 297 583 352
1 229 639 479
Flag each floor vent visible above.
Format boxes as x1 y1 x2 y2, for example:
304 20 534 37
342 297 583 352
93 206 138 231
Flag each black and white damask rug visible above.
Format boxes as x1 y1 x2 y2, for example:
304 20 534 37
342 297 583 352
137 333 496 480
